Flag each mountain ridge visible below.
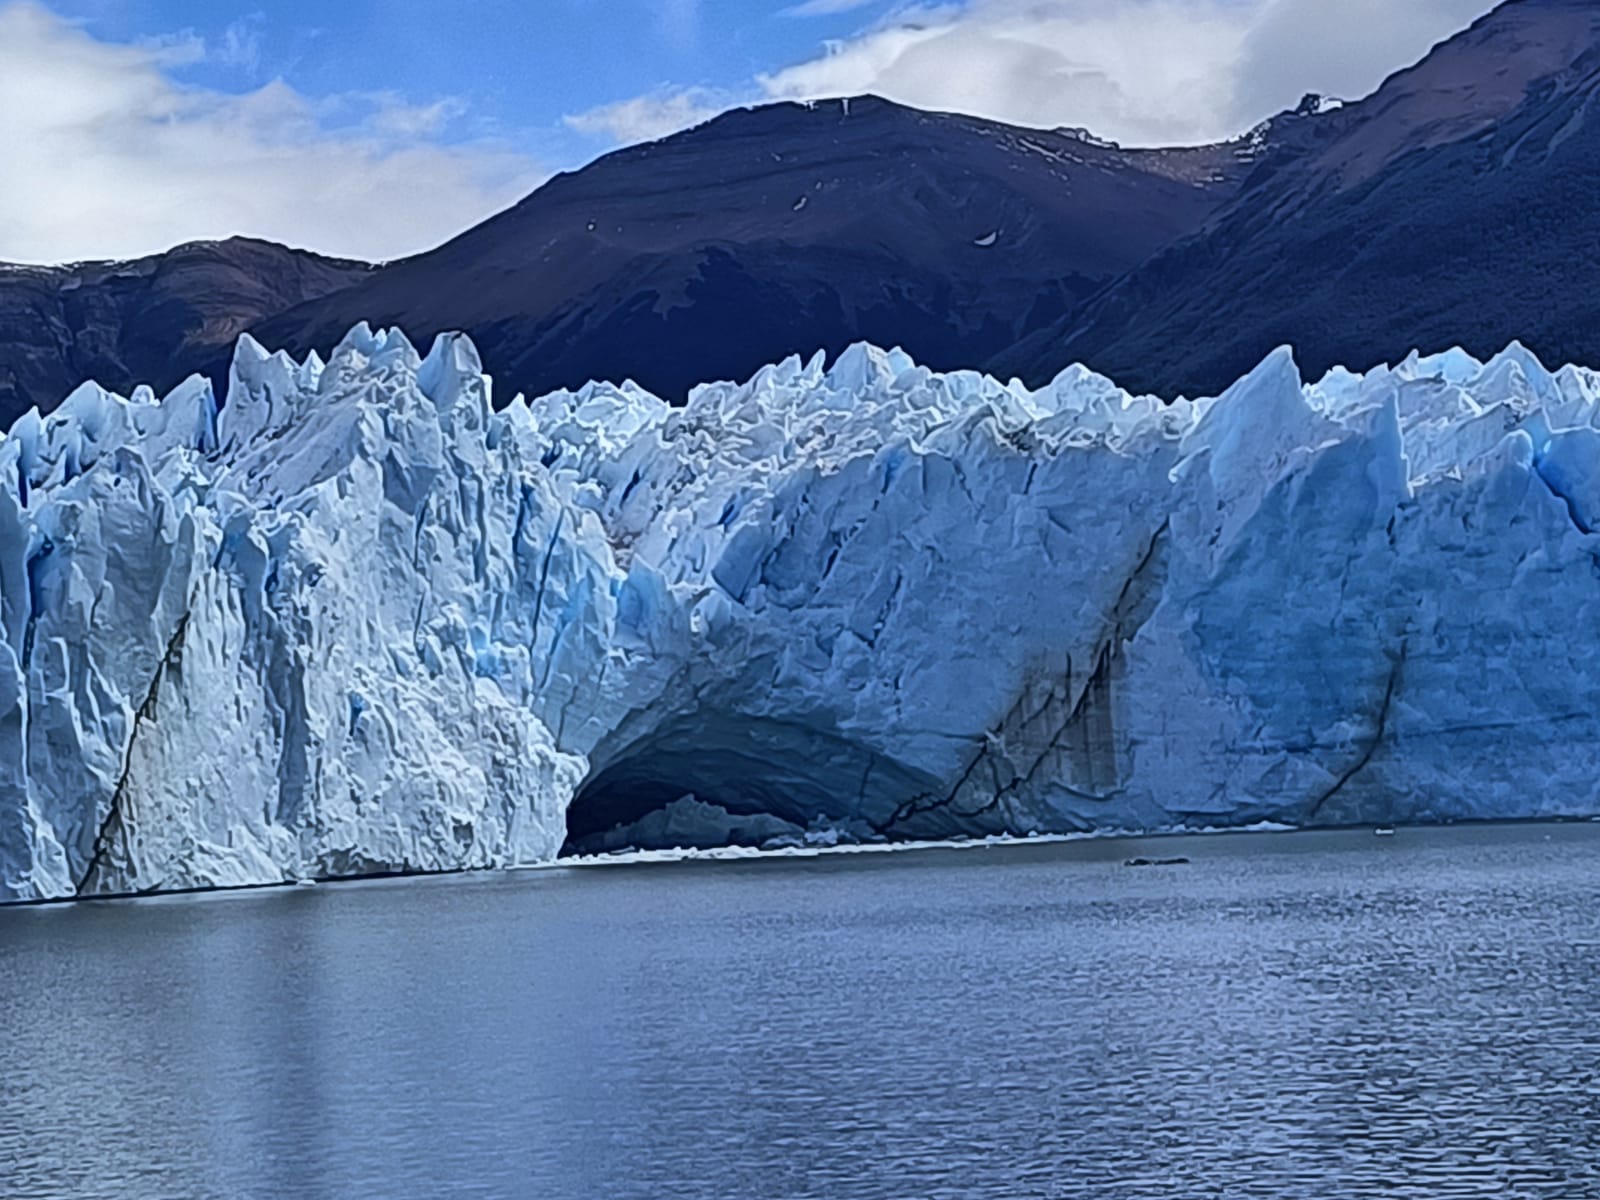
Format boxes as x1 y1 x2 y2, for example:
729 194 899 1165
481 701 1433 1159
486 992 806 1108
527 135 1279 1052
992 0 1600 393
1 0 1595 419
0 238 371 424
248 94 1258 405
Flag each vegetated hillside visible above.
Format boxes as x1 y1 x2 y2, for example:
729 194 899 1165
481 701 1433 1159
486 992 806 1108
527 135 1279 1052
994 0 1600 396
0 239 371 426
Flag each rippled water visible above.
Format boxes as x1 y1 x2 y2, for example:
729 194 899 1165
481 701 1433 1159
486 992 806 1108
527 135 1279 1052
5 824 1600 1198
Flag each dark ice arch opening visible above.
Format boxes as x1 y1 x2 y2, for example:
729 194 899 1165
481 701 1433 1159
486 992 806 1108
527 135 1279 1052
559 713 935 856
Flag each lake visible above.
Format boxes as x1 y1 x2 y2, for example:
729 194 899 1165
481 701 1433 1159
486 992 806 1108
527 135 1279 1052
5 824 1600 1198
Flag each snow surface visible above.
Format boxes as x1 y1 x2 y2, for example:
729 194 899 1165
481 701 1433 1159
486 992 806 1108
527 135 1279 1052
3 327 1600 901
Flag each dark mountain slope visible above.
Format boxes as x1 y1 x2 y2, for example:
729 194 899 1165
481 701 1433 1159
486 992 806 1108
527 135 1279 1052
0 239 371 425
253 96 1254 402
995 0 1600 395
10 0 1585 420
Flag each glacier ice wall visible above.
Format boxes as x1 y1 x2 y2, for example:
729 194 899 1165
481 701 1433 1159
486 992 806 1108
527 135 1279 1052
3 327 1599 901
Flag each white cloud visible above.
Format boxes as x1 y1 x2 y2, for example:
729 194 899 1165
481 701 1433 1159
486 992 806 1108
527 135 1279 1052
758 1 1239 145
756 0 1501 145
361 93 471 139
564 87 731 144
213 14 264 75
782 0 881 16
1230 0 1500 128
0 1 545 265
567 0 1498 152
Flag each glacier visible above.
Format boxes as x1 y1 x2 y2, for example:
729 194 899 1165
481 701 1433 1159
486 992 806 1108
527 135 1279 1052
2 325 1599 902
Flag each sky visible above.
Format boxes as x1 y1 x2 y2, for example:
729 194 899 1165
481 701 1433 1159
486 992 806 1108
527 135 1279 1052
1 0 1500 265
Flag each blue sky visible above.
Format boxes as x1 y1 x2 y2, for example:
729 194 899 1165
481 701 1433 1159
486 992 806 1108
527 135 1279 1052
38 0 899 166
1 0 1497 264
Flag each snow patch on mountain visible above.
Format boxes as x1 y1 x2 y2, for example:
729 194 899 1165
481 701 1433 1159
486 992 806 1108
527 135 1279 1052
3 327 1599 902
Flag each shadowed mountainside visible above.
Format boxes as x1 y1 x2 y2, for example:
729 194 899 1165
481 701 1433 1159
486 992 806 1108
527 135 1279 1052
993 0 1600 394
0 239 371 424
250 96 1255 404
2 0 1595 421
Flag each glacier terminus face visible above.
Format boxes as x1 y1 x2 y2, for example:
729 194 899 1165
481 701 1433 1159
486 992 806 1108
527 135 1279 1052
2 326 1597 902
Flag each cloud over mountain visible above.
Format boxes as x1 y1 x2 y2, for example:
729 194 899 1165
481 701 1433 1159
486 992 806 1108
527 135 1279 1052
0 1 543 264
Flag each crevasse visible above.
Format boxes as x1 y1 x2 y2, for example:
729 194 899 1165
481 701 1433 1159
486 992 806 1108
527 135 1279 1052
2 327 1598 902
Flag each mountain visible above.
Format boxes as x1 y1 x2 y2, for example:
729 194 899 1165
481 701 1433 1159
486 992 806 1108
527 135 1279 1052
4 0 1592 421
8 326 1600 901
0 239 371 426
995 0 1600 395
247 97 1252 404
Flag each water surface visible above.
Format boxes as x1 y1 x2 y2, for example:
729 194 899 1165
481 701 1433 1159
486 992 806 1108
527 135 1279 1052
5 824 1600 1198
